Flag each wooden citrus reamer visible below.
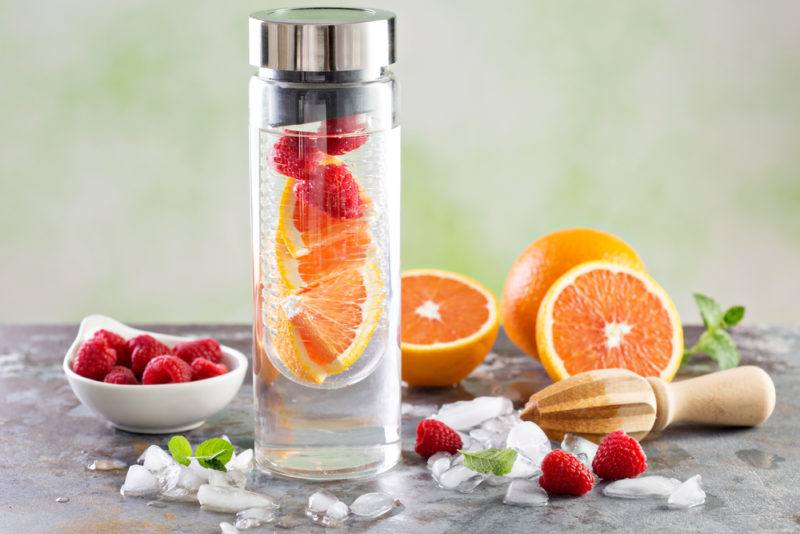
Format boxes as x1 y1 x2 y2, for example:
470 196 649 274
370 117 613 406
520 366 776 442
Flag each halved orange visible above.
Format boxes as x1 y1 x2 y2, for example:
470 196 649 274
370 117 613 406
401 269 500 387
536 261 683 382
267 179 383 385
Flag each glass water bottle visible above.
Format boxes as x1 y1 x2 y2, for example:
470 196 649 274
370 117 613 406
248 7 400 480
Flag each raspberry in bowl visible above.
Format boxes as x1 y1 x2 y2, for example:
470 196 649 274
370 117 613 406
63 315 247 434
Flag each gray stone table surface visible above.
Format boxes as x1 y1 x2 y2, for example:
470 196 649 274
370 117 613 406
1 324 799 533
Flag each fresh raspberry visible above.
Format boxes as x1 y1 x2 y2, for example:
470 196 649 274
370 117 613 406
316 115 368 155
414 419 463 459
173 338 222 364
271 134 324 179
72 338 115 380
538 450 595 496
91 329 131 367
592 430 647 480
190 357 228 380
103 366 138 385
293 164 363 219
128 335 172 378
141 355 192 385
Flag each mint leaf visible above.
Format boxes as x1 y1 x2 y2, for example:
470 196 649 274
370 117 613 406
194 438 234 471
722 306 745 328
697 329 739 370
167 435 192 466
460 448 517 476
693 293 723 328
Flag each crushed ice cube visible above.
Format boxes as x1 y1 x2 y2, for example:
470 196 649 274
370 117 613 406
350 492 399 519
235 506 278 529
227 449 254 473
503 479 548 507
667 475 706 509
437 465 485 493
481 414 519 434
219 522 239 534
429 455 452 479
159 464 204 502
603 476 682 499
433 397 514 430
55 496 69 503
197 484 278 513
506 454 541 479
306 490 341 515
86 459 127 471
485 475 509 486
426 452 452 468
208 468 247 489
506 421 550 466
560 433 598 467
120 465 160 497
188 458 212 482
321 501 350 527
469 428 506 449
139 445 175 474
401 403 437 418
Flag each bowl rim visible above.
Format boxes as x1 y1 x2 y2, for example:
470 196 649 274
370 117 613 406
63 314 248 390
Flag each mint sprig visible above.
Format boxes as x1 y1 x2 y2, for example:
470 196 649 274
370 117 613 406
167 435 234 472
460 448 517 476
682 293 745 369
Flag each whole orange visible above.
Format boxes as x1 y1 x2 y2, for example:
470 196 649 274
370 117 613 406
500 228 645 358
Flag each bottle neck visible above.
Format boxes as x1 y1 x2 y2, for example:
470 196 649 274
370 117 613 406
258 67 387 84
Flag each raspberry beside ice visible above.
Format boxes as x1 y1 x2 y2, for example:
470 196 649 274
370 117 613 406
415 419 463 459
538 450 595 496
141 355 192 385
592 430 647 480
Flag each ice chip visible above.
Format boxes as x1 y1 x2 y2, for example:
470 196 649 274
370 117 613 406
433 397 514 430
437 465 485 493
469 428 506 449
603 476 682 499
87 459 127 471
503 479 549 507
506 454 541 479
667 475 706 509
197 484 277 513
120 465 160 497
188 458 212 482
219 522 239 534
481 414 520 434
227 449 254 473
485 475 509 486
426 452 452 468
235 506 278 529
208 469 247 489
401 403 437 418
429 456 452 479
350 492 399 519
139 445 175 474
560 433 598 467
55 496 69 503
306 490 340 514
159 464 204 502
506 421 550 466
321 500 350 527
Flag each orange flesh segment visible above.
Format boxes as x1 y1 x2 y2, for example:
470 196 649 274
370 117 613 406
551 269 675 376
402 275 491 345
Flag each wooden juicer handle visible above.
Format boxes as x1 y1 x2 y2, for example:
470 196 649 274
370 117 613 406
647 366 776 432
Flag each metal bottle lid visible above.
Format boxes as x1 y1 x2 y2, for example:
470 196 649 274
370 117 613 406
249 7 396 72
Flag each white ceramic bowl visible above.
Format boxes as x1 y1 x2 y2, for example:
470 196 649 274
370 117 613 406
63 314 248 434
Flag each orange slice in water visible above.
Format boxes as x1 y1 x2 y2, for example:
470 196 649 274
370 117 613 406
268 179 383 384
536 261 683 382
401 269 500 387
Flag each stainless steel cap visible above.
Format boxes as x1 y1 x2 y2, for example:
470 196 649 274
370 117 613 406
249 7 396 72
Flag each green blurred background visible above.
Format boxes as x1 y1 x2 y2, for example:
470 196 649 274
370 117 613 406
1 1 798 324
